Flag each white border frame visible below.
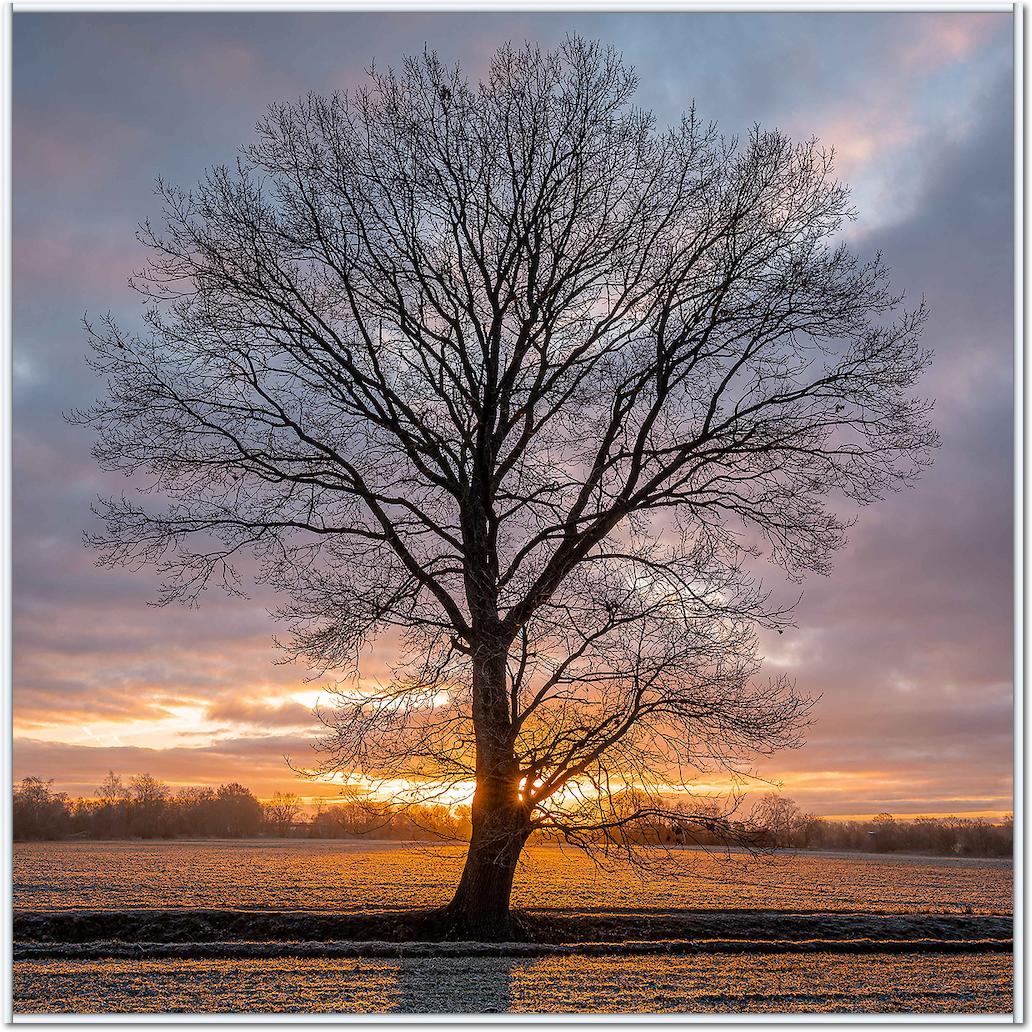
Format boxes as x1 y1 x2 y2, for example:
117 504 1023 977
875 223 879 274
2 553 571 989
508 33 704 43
1 1 1022 1025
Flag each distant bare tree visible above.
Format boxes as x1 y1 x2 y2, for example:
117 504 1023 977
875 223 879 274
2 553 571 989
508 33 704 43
97 770 129 806
12 777 70 841
126 774 170 838
77 38 936 938
263 791 303 835
750 792 803 848
95 770 130 837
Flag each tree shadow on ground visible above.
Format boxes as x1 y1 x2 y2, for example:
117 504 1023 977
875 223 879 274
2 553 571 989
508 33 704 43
392 955 519 1013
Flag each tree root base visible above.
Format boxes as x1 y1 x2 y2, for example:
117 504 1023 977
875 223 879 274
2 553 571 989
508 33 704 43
405 906 543 943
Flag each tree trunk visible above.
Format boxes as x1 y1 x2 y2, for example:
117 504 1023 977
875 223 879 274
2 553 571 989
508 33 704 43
441 642 530 941
443 782 530 940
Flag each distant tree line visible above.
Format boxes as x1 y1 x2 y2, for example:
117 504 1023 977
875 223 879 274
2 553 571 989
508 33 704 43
733 794 1012 858
12 777 1011 857
11 773 471 842
596 794 1010 859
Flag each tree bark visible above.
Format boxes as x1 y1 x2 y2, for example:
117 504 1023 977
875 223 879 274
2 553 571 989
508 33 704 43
441 643 530 941
443 786 530 940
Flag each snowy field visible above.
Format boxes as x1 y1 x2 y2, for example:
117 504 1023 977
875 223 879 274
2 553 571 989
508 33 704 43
13 952 1013 1014
12 841 1013 1015
13 839 1012 913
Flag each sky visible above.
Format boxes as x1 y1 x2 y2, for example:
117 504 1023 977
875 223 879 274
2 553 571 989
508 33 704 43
12 10 1015 817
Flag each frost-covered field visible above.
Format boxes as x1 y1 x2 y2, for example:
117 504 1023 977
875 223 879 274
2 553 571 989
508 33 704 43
13 839 1012 913
13 953 1013 1014
12 841 1014 1015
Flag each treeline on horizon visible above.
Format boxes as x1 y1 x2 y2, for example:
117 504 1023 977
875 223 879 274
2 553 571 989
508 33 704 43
752 806 1012 858
12 774 1013 858
12 773 471 842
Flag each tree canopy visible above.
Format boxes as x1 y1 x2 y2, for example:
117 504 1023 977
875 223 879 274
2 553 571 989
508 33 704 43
78 37 937 935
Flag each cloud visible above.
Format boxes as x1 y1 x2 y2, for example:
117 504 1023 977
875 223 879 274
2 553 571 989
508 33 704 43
14 225 145 295
12 734 330 799
205 697 322 730
896 13 1004 72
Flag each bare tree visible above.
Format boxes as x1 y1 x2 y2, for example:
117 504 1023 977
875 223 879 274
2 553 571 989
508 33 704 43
77 38 937 938
750 792 803 848
126 773 170 838
263 791 303 836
